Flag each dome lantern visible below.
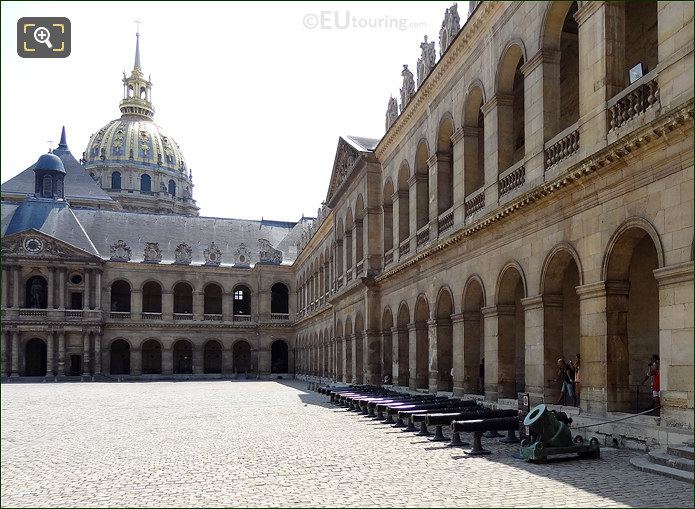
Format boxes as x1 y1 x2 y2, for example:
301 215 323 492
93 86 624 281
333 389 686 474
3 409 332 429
119 31 155 119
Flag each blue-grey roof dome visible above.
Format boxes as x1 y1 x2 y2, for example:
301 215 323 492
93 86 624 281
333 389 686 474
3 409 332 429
34 153 66 174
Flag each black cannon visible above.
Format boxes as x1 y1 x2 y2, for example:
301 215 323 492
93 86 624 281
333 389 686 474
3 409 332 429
386 398 461 427
409 404 484 437
451 416 520 455
425 408 517 444
520 403 600 462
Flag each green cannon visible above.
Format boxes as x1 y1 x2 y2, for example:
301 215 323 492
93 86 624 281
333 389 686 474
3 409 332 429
520 403 600 462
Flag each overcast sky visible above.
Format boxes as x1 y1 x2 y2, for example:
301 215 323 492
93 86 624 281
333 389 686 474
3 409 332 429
1 1 464 221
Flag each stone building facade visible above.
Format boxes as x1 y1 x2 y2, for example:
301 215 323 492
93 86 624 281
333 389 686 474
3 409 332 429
1 1 693 447
292 1 694 444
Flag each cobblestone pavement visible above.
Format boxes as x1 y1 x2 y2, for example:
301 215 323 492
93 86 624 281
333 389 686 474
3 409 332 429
1 380 692 508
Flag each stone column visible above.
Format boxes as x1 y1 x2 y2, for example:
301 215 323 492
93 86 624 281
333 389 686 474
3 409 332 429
451 128 466 226
480 96 505 207
162 290 173 320
13 267 20 308
0 331 6 377
222 292 233 322
521 295 548 406
47 268 55 309
341 336 350 383
364 330 381 385
58 268 65 309
222 345 233 375
451 313 465 396
46 331 54 378
193 291 204 320
82 330 90 377
57 331 65 376
427 319 439 393
654 262 694 428
258 347 270 376
131 348 142 376
1 265 7 308
162 345 173 374
192 343 204 374
575 282 610 415
408 323 418 390
481 306 501 401
83 269 91 310
11 330 20 377
94 271 102 309
94 331 102 375
427 153 440 235
131 289 142 318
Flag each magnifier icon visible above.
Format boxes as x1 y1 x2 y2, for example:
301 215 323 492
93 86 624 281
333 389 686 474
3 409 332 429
33 26 52 49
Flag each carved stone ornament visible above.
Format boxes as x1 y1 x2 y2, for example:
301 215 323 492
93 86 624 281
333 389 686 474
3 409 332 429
385 96 399 131
439 3 461 56
143 242 162 263
204 242 222 266
110 239 132 262
1 237 22 256
417 35 436 87
234 243 252 267
174 243 193 265
258 239 282 265
400 65 415 112
44 240 68 257
23 237 44 254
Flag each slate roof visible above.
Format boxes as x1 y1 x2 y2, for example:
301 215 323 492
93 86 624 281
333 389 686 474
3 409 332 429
1 130 114 204
344 135 380 152
70 208 297 265
2 199 99 255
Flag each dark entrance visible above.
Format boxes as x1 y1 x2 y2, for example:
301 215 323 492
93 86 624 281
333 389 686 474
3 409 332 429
110 339 131 375
70 292 83 310
173 340 193 374
271 340 289 373
232 340 251 373
69 354 81 376
25 276 48 309
204 340 222 374
142 339 162 374
25 338 47 376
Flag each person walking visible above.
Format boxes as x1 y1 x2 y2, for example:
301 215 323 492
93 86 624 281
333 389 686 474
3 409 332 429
641 354 660 415
553 357 575 406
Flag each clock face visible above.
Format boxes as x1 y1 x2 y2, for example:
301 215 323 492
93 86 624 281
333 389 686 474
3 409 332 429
24 237 43 253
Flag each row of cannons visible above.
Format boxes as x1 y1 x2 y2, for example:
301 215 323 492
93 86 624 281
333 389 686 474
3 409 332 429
311 384 600 462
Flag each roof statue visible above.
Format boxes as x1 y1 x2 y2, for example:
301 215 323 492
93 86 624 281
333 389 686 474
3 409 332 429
173 242 193 265
439 4 461 56
417 35 436 87
399 65 415 112
385 96 399 131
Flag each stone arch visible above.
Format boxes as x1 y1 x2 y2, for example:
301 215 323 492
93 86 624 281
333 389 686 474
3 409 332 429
495 262 527 398
203 282 223 315
344 315 353 381
24 337 47 376
435 286 454 391
173 281 193 315
110 338 131 375
271 339 289 373
603 218 662 412
496 40 527 172
396 301 411 386
141 338 162 374
232 339 252 373
463 82 486 195
397 161 411 244
233 284 252 316
354 311 365 383
204 340 222 374
142 280 162 314
335 318 344 380
110 279 131 313
436 114 455 215
25 274 47 309
462 275 486 394
383 178 395 255
540 242 582 404
381 307 394 382
173 339 193 374
414 140 430 230
355 194 366 265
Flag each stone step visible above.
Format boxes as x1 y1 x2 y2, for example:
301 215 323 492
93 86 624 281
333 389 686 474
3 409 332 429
667 444 695 460
630 456 694 483
649 449 694 471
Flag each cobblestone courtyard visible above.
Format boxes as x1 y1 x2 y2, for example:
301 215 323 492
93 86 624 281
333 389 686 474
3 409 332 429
1 381 692 508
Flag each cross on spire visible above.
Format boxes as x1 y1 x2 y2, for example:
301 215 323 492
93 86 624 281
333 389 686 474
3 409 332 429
134 20 142 70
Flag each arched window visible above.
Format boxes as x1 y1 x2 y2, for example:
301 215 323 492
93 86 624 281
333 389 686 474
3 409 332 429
203 283 222 315
142 281 162 313
382 179 394 255
110 280 131 312
233 285 251 316
140 87 147 100
111 172 122 190
25 276 48 309
271 283 289 314
173 282 193 314
140 174 151 194
168 179 176 197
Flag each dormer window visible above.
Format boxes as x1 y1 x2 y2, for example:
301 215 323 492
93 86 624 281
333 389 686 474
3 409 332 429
42 175 52 197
